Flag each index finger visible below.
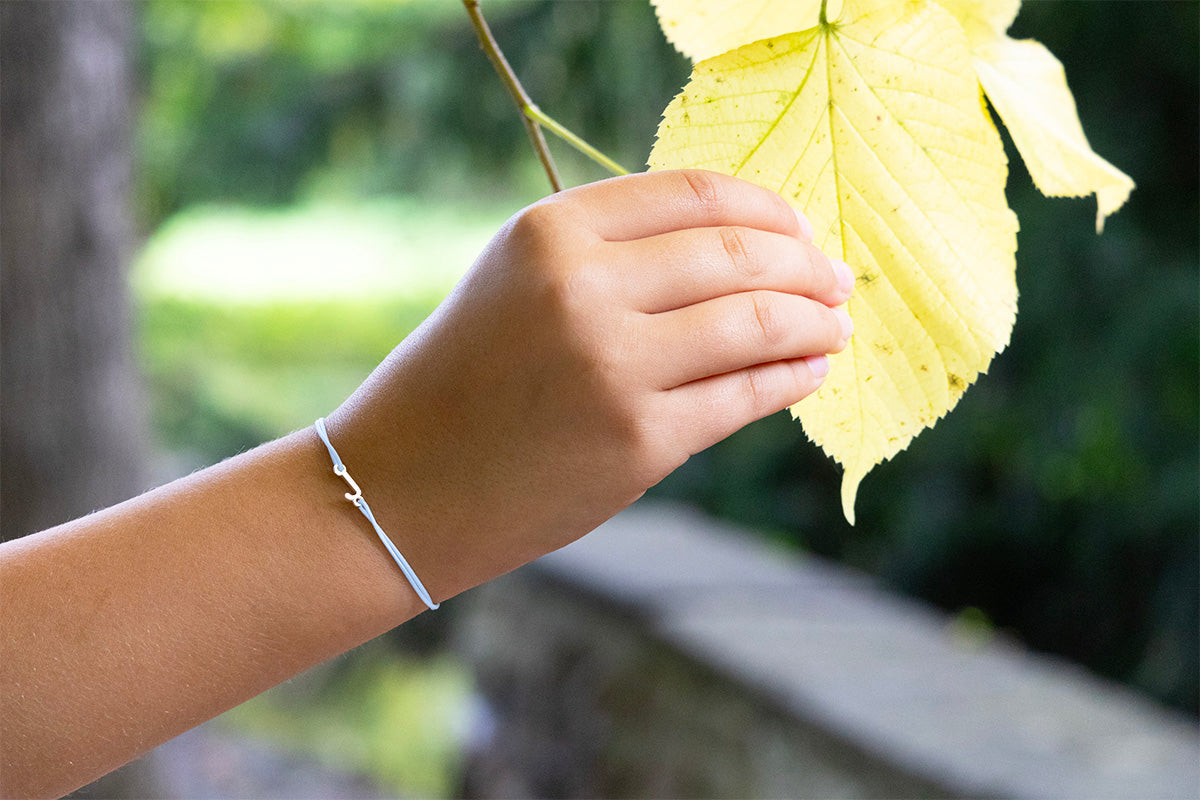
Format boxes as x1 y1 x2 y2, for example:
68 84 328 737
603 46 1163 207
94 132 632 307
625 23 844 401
561 169 810 243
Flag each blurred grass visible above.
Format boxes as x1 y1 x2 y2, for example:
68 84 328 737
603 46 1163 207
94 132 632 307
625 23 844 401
132 198 503 793
219 642 474 798
133 198 512 462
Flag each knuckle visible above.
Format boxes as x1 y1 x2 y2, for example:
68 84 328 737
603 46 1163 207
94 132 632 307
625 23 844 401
742 366 771 415
508 200 587 301
746 291 786 348
591 377 680 486
509 200 561 248
562 255 605 305
718 226 763 279
679 169 725 219
625 417 661 472
603 395 659 474
630 413 685 484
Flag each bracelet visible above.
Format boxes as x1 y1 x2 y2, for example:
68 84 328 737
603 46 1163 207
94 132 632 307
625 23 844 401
314 418 439 611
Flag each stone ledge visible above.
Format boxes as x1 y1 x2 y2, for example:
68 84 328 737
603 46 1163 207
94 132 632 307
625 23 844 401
469 500 1200 799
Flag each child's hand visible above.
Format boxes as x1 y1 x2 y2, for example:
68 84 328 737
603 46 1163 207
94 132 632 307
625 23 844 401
329 170 853 599
0 170 854 796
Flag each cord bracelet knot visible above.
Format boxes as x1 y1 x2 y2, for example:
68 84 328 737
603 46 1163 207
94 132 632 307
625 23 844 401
314 418 439 611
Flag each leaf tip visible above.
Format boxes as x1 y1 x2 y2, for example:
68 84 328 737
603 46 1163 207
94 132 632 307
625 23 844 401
840 466 864 526
1095 174 1135 234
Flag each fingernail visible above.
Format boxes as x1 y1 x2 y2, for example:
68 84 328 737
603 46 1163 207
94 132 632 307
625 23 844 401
794 208 815 241
834 307 854 341
807 355 830 379
832 258 855 295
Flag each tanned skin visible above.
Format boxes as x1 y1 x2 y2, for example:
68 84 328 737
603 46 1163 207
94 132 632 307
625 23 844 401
0 171 853 798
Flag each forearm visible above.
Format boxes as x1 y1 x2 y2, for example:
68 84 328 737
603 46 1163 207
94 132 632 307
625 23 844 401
0 427 426 799
0 170 852 798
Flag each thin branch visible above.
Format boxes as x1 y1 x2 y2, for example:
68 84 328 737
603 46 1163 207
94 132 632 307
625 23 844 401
463 0 563 193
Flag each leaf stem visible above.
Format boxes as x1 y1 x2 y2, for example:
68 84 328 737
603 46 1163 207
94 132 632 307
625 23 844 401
524 105 630 177
462 0 562 192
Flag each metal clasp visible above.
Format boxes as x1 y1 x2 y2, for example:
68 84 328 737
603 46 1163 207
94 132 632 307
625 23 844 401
333 463 363 504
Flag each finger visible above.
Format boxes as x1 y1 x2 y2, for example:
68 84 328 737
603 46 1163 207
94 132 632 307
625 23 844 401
560 169 808 242
658 356 831 456
611 225 853 313
647 290 852 390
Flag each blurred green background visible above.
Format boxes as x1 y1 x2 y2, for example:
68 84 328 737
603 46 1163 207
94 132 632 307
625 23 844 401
127 0 1197 791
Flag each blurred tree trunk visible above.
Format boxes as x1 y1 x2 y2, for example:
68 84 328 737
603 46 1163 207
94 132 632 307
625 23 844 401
1 5 163 794
1 0 149 544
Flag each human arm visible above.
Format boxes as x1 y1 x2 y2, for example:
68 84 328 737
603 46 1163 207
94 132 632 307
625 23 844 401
0 170 853 798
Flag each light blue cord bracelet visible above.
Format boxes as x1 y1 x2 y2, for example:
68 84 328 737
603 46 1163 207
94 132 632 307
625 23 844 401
314 418 439 611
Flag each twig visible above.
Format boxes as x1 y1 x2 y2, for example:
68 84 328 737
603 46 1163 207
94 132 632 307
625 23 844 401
463 0 563 193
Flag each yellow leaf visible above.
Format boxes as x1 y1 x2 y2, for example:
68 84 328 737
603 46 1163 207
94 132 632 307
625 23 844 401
931 0 1019 44
651 0 831 62
973 38 1134 232
648 0 1018 523
936 0 1134 232
652 0 1132 232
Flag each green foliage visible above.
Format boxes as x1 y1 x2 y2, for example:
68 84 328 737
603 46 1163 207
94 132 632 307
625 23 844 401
221 641 472 798
140 296 414 457
133 199 509 461
134 0 1197 717
138 0 474 217
136 0 686 225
